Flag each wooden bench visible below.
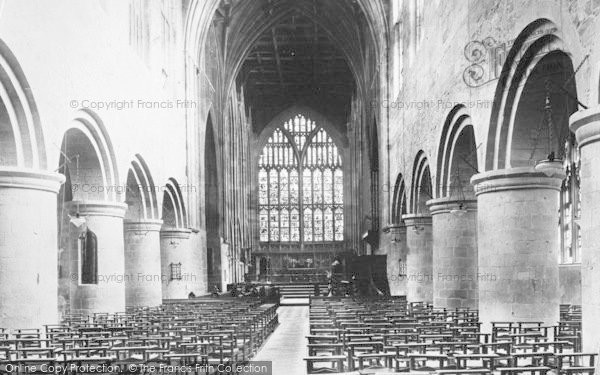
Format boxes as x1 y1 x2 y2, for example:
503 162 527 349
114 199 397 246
436 369 492 374
307 343 344 356
556 352 598 375
510 350 555 367
407 353 450 371
497 366 552 374
454 353 501 371
304 355 346 373
356 352 395 370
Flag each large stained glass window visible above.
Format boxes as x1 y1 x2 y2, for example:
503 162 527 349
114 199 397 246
258 115 343 243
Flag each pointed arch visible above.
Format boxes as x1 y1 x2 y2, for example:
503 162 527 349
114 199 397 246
486 18 577 170
162 178 188 229
58 109 119 202
257 105 347 154
369 115 380 232
410 150 432 215
0 39 47 169
204 111 220 233
436 105 478 198
125 154 159 221
370 116 379 172
391 173 407 225
188 0 386 113
205 111 222 288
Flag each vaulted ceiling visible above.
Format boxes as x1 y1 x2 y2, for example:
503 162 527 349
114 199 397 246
206 0 384 135
236 12 354 133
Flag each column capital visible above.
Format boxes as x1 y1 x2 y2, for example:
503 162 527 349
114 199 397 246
65 200 128 218
401 214 432 227
381 224 407 247
124 219 163 232
0 167 64 193
470 165 565 197
426 197 477 215
382 223 408 233
570 106 600 148
160 226 192 239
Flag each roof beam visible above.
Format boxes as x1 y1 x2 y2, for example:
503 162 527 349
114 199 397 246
270 27 285 91
312 0 318 85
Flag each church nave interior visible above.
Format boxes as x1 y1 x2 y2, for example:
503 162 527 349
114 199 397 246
0 0 599 374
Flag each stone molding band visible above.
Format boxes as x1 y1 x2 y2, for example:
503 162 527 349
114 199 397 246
0 167 64 193
65 200 128 218
124 220 164 232
570 107 600 147
160 227 192 239
427 197 477 215
471 166 565 196
401 214 432 227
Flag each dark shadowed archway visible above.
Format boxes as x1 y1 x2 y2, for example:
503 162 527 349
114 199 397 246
204 114 221 290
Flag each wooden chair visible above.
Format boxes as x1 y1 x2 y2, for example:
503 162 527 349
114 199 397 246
496 366 552 374
556 352 598 375
303 355 346 374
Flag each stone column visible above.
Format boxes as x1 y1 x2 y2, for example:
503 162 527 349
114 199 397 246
471 165 564 332
0 168 64 330
402 214 433 303
427 198 478 309
66 201 128 316
382 225 408 296
124 220 163 307
570 107 600 352
160 227 192 299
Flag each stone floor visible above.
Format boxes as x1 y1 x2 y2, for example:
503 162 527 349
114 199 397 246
280 297 310 306
254 305 309 375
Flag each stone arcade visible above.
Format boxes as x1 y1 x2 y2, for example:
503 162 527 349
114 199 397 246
0 0 599 373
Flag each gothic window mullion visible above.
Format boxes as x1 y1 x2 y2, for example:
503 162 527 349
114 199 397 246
259 115 343 246
277 167 281 241
267 156 271 242
311 168 315 241
331 167 336 240
298 161 304 244
287 165 291 242
321 165 325 240
277 143 281 238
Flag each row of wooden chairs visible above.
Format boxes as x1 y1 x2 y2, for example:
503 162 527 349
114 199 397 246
304 297 595 375
0 297 278 374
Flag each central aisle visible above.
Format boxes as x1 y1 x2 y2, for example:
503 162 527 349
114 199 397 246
253 305 309 375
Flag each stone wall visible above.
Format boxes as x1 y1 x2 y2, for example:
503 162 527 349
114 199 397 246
0 0 257 324
380 0 593 314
